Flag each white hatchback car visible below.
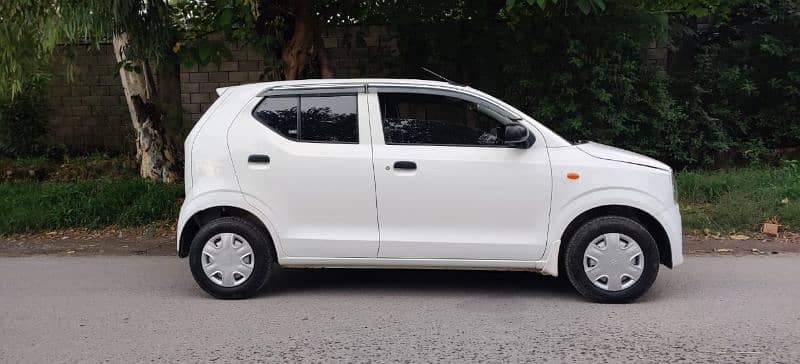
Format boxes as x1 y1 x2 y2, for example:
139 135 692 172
178 78 682 303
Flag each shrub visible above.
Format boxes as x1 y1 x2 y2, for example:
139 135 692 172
497 11 689 165
391 1 800 168
0 80 49 157
671 0 800 166
393 5 689 165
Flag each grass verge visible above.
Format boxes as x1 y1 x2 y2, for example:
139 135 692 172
677 163 800 232
0 165 796 235
0 177 183 234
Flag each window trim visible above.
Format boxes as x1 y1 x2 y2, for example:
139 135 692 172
377 91 528 148
251 93 360 145
257 84 366 97
368 85 521 120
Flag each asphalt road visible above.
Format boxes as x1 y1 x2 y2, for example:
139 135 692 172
1 256 799 363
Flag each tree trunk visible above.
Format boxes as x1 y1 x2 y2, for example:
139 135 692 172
113 33 179 183
156 55 184 169
281 0 314 80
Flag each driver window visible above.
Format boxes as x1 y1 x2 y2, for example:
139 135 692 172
378 93 509 146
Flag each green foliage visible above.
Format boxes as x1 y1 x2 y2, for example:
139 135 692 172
503 0 727 16
0 2 60 96
505 0 606 14
672 0 800 166
0 0 181 98
499 8 689 164
393 2 693 165
0 177 183 234
0 80 49 157
172 0 260 68
677 162 800 232
385 0 796 168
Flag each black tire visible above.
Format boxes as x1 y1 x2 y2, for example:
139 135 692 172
189 217 276 299
564 216 660 303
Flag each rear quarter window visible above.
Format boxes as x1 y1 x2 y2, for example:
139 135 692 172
252 96 298 139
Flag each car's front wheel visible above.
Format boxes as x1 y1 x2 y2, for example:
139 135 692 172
564 216 660 303
189 217 275 299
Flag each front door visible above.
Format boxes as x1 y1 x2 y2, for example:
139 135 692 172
228 91 379 258
368 90 552 260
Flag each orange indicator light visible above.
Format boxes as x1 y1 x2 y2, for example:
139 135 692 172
566 172 580 180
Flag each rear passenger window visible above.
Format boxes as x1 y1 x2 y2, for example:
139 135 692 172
253 94 358 143
300 95 358 143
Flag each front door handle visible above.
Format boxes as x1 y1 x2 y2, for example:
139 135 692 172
393 161 417 170
248 154 271 164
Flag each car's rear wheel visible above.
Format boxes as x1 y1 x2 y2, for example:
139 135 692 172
189 217 275 299
564 216 660 303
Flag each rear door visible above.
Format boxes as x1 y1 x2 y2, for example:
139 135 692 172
367 88 552 261
228 88 379 258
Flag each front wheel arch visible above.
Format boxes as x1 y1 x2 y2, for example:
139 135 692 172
557 205 673 276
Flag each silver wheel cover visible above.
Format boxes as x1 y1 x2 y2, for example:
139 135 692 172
201 233 255 287
582 233 644 292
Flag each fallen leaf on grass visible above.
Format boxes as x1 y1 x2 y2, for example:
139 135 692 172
730 234 750 240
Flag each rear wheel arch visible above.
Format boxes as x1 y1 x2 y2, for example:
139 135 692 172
557 205 673 275
179 206 276 258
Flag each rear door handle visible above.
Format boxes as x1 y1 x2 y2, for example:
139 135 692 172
248 154 270 164
393 161 416 170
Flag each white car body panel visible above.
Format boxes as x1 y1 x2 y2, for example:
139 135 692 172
576 142 671 170
227 93 379 258
545 146 682 269
365 92 552 261
178 78 683 276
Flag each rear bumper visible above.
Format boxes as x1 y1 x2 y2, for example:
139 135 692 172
658 203 683 267
176 198 192 255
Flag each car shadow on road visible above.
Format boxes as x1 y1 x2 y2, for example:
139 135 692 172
256 267 579 300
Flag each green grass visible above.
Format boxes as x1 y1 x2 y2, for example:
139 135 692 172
677 164 800 232
0 165 796 235
0 177 183 234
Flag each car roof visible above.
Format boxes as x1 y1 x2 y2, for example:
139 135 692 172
253 78 459 88
220 78 468 96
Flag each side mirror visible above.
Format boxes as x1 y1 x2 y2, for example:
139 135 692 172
503 123 533 148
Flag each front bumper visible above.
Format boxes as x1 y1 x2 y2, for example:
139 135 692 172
658 203 684 267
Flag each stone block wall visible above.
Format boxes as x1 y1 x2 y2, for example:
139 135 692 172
48 44 134 153
180 26 400 129
44 24 666 153
47 26 400 153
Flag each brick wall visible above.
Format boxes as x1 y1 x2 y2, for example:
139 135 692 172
179 44 270 131
180 25 399 129
46 24 665 153
48 44 134 153
47 26 400 153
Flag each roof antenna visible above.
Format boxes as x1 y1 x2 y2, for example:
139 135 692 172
421 67 460 85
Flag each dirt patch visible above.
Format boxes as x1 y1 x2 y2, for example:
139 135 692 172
0 225 176 257
1 226 799 257
684 231 800 256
